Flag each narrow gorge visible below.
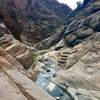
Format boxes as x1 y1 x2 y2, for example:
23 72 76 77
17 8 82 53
0 0 100 100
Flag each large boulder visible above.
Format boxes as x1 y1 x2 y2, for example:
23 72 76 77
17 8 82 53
0 33 34 69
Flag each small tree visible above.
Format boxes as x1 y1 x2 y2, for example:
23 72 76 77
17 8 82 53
83 0 91 7
76 1 82 8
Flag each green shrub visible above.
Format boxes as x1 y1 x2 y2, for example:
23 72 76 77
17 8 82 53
32 53 38 61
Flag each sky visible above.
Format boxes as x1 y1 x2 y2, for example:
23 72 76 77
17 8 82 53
57 0 84 10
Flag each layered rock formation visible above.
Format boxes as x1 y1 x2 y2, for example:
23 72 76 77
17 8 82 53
52 32 100 100
61 0 100 47
0 0 71 45
0 23 55 100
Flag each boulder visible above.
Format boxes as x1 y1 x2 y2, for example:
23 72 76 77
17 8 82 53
0 0 72 45
0 34 34 69
16 50 34 69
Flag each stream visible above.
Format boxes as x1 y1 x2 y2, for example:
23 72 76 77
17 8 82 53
36 63 74 100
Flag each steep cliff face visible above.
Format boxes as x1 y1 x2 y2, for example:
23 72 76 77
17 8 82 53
38 0 71 24
0 0 22 40
60 0 100 47
0 0 72 45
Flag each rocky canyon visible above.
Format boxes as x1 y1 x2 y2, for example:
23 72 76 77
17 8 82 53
0 0 100 100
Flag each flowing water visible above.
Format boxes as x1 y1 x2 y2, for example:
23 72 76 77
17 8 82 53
36 67 74 100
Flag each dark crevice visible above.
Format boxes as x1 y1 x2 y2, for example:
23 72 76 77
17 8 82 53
3 70 36 100
16 83 37 100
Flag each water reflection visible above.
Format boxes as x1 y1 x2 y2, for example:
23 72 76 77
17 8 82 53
36 68 74 100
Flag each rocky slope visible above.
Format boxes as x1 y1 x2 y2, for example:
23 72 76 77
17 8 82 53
35 0 100 50
0 23 55 100
60 0 100 47
33 0 100 99
0 0 71 45
53 32 100 100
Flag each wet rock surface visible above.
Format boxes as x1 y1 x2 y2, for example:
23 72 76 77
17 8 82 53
35 62 74 100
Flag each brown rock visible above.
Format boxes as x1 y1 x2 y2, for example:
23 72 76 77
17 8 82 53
0 47 24 70
53 32 100 100
6 69 55 100
16 50 34 69
0 72 28 100
0 34 34 69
